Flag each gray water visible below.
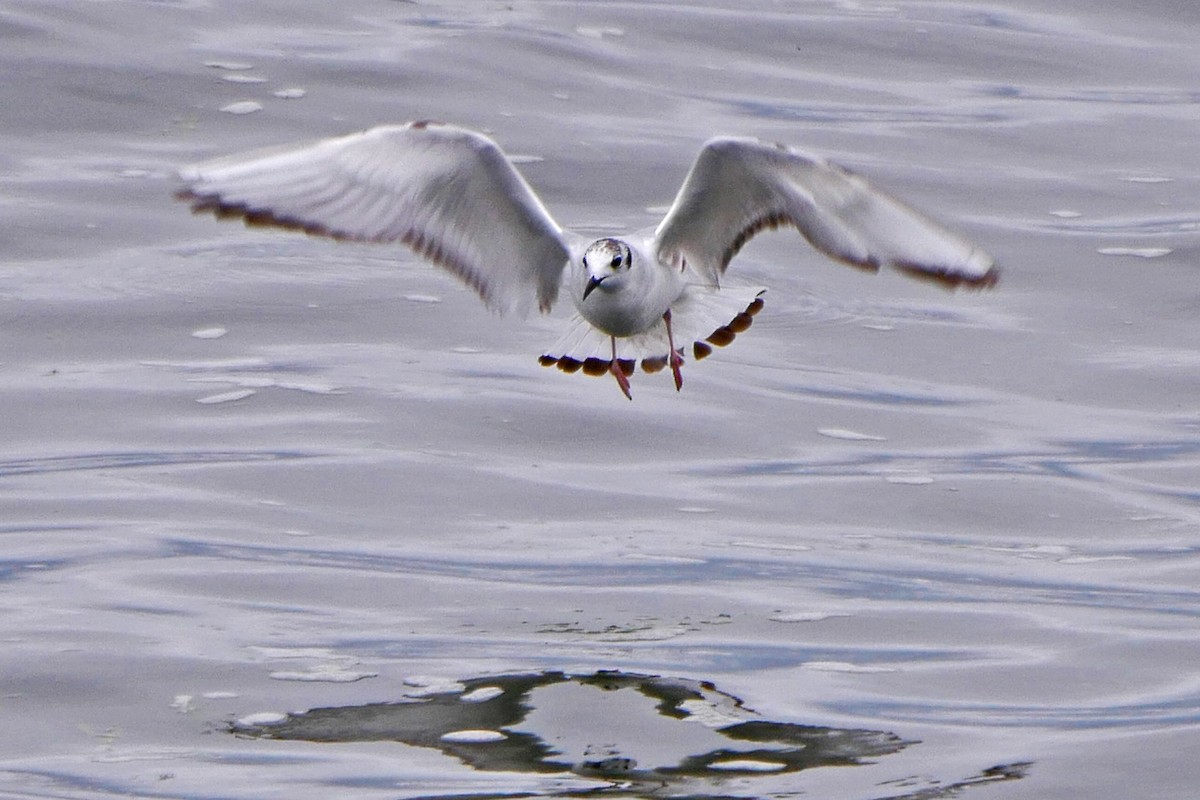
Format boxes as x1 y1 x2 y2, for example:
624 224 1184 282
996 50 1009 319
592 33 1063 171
2 1 1198 798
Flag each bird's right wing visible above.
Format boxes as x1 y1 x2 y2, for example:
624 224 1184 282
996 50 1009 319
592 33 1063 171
178 122 571 317
654 137 996 289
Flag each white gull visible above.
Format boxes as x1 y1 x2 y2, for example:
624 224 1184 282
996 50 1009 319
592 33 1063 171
178 121 996 399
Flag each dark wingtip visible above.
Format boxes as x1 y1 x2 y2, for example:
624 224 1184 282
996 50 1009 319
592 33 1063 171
893 259 1000 291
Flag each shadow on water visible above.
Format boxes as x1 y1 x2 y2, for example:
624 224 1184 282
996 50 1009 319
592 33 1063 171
230 670 1028 799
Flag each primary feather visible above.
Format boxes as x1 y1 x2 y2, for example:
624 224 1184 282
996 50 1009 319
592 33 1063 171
655 137 995 289
179 122 572 317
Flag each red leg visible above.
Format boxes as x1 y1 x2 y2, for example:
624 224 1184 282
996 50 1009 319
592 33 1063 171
663 309 684 391
609 336 632 400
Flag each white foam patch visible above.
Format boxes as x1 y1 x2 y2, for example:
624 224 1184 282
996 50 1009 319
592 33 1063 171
195 389 255 404
707 759 786 772
191 327 227 339
440 729 506 743
235 711 288 727
1059 555 1137 564
576 25 625 38
169 694 195 713
143 357 269 371
461 686 504 703
269 667 377 683
1049 209 1083 218
620 553 706 564
404 675 466 696
273 87 307 99
818 428 887 441
884 474 934 485
220 100 263 115
403 293 442 304
204 60 254 71
1097 247 1172 258
276 381 343 395
677 699 743 729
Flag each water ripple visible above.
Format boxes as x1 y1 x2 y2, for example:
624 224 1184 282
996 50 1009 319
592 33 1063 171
0 449 314 478
159 540 1200 618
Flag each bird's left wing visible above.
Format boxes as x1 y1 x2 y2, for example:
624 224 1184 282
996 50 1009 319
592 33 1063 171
654 137 996 289
178 122 571 316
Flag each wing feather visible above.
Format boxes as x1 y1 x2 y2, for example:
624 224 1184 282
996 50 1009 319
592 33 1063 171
655 137 996 289
178 122 571 316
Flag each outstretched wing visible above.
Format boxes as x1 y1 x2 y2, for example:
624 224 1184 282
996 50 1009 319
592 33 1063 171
654 137 996 289
178 122 572 316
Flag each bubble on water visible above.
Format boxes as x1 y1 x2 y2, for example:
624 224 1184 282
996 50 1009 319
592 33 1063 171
708 759 787 772
576 26 625 38
1097 247 1172 258
235 711 287 728
170 695 195 714
220 100 263 115
191 327 227 339
461 686 504 703
195 389 255 404
818 428 887 442
441 729 507 743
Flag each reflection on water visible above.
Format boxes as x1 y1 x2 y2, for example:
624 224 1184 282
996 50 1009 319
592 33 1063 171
232 670 1025 797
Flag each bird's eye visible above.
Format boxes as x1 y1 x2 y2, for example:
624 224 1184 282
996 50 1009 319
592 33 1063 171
610 255 623 268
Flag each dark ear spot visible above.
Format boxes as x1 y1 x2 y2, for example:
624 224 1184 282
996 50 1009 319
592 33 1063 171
582 255 589 269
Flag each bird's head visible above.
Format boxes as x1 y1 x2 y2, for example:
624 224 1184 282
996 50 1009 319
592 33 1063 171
581 238 633 300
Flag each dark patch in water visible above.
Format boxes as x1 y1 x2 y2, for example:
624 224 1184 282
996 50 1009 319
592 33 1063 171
231 670 910 786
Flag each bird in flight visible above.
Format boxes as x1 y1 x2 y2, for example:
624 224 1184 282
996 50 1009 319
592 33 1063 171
178 121 996 399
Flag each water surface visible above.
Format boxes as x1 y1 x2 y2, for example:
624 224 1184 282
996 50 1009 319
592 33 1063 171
1 2 1198 798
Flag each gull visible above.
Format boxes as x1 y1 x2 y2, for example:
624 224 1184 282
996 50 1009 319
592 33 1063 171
177 121 996 399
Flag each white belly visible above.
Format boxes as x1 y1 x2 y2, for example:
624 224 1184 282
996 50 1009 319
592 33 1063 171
569 241 687 337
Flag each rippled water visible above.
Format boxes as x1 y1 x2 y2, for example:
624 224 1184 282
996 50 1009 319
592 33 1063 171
2 2 1198 798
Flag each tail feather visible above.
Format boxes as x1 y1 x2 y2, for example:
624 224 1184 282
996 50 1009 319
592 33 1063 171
539 285 766 378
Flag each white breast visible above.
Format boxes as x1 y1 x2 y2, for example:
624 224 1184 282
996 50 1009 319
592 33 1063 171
570 238 686 337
